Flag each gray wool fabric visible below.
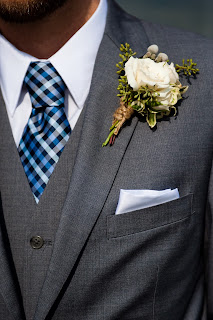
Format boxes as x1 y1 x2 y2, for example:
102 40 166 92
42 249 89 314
0 0 213 319
0 96 86 320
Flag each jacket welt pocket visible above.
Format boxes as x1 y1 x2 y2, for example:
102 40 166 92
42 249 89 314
107 193 194 239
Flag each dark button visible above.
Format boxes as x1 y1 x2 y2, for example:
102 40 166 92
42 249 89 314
30 236 44 249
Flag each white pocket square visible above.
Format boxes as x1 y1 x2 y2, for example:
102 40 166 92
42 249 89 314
115 188 180 215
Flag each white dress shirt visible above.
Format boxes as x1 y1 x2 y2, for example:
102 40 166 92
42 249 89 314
0 0 107 146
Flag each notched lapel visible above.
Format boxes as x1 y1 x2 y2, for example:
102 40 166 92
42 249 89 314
35 2 150 319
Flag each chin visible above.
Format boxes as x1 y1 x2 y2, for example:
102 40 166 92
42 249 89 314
0 0 67 23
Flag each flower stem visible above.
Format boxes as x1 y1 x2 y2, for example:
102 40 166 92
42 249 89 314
102 128 116 147
110 120 119 131
109 134 116 146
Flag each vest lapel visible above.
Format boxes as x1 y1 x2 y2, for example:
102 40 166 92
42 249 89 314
0 204 25 320
34 1 150 318
0 95 26 320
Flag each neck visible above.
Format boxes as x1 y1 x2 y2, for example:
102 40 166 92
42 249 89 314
0 0 100 59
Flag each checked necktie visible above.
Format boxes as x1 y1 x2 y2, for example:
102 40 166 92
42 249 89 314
18 61 71 203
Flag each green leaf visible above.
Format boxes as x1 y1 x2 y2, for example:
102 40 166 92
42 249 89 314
146 111 157 128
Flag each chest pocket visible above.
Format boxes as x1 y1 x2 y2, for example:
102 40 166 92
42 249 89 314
107 193 194 239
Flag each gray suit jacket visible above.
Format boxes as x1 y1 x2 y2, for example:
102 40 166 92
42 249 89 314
0 0 213 319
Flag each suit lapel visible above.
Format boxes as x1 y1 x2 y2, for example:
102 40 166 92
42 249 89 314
34 2 150 319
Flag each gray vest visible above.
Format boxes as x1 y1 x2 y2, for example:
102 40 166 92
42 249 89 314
0 94 85 320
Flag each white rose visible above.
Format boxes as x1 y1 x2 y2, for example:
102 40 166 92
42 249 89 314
125 57 180 107
125 57 179 91
163 62 179 84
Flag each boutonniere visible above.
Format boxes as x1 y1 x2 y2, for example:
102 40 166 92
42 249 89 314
102 43 199 146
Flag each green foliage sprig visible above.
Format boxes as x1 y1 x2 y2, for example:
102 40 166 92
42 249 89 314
175 59 199 76
116 43 136 75
116 44 138 105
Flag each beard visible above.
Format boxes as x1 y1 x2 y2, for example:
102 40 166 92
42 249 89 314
0 0 68 23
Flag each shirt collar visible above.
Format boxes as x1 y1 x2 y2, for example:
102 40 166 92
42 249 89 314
0 0 107 116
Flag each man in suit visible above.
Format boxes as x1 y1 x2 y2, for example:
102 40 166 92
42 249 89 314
0 0 212 319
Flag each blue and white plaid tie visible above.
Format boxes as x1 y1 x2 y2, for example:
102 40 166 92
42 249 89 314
18 61 71 203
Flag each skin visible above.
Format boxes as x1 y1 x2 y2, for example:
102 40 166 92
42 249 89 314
0 0 100 59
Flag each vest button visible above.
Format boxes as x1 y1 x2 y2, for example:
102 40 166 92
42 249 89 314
30 236 44 249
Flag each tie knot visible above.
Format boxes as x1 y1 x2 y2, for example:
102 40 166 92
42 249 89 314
24 61 66 108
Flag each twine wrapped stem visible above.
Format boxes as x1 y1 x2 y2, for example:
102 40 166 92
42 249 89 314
102 98 134 146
